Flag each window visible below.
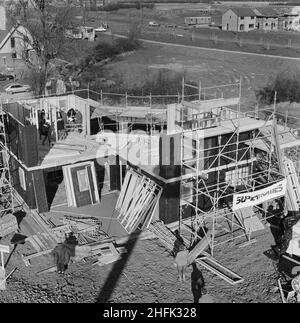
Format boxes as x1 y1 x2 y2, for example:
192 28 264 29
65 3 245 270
225 167 249 187
19 167 26 191
10 37 15 48
240 16 244 20
77 169 89 192
249 24 254 29
11 52 17 59
251 16 255 19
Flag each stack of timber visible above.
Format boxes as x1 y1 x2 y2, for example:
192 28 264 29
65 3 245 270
60 216 108 245
18 213 58 253
19 214 58 253
14 190 59 252
148 221 186 253
0 214 18 237
74 241 127 266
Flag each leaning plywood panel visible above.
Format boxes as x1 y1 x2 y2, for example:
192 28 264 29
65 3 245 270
116 168 163 234
31 171 49 213
63 165 75 207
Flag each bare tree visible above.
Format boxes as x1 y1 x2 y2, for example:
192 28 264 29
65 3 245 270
7 0 76 95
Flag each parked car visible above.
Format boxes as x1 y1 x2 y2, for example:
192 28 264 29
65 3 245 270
149 21 160 27
94 26 107 32
5 83 31 94
0 73 14 81
166 24 177 28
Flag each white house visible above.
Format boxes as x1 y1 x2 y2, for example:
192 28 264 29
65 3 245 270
287 6 300 31
0 5 33 68
184 16 212 26
253 7 279 31
222 8 257 32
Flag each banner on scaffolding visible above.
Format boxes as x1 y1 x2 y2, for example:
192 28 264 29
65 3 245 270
232 179 287 211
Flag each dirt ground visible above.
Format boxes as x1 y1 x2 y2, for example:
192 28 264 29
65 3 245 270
0 223 285 303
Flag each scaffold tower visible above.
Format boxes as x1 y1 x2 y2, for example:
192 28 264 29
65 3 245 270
0 103 14 218
178 79 286 256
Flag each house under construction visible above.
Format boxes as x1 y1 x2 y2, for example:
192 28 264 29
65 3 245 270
1 80 300 283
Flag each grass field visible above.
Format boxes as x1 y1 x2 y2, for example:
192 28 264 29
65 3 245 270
62 8 300 109
100 39 300 106
85 8 300 57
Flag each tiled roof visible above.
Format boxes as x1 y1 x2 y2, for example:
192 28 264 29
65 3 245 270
254 7 279 17
228 7 257 17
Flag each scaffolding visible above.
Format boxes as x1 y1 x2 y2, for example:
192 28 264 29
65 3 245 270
0 104 14 218
178 79 287 257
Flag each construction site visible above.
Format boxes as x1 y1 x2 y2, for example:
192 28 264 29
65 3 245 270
1 78 300 303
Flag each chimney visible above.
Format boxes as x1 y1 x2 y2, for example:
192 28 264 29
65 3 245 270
0 5 7 31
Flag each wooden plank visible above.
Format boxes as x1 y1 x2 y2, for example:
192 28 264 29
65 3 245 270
22 249 53 266
0 268 5 291
187 235 211 264
195 257 243 285
0 245 10 254
96 253 122 267
282 254 300 266
278 279 286 303
0 267 17 290
27 237 42 253
36 266 57 275
31 170 49 213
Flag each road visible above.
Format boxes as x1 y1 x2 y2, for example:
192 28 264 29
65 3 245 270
113 33 300 61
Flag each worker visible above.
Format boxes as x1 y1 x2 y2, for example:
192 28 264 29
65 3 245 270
67 108 76 123
267 204 284 253
38 110 46 140
57 110 66 140
191 262 206 303
41 120 51 146
174 245 189 282
74 109 83 133
52 233 78 274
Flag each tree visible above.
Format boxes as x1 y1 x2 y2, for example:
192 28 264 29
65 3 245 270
7 0 76 95
256 70 300 105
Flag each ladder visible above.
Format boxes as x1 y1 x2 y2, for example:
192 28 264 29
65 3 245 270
284 157 300 211
272 122 297 211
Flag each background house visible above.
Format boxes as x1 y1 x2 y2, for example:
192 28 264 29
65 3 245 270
184 15 212 26
253 7 279 31
0 5 33 68
222 8 257 32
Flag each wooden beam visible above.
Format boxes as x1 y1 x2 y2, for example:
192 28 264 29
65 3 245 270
188 235 211 264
